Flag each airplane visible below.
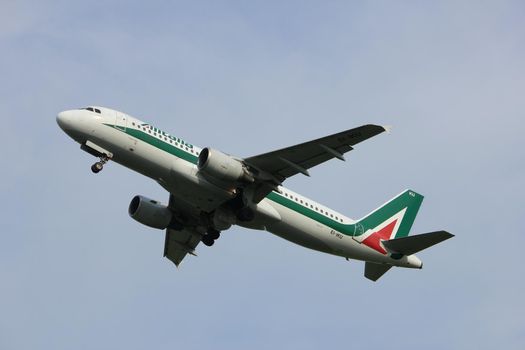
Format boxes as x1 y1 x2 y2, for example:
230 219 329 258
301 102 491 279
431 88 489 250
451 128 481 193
56 106 453 281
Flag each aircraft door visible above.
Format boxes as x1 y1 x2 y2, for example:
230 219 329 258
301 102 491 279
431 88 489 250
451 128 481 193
115 111 127 131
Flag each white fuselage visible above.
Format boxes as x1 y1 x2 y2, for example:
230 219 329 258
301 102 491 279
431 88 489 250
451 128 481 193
57 106 421 268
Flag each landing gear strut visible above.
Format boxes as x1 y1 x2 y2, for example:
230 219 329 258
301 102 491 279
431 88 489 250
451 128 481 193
91 155 110 174
202 228 221 247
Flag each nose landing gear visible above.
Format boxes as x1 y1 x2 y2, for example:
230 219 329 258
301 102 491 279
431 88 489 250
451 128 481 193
91 155 110 174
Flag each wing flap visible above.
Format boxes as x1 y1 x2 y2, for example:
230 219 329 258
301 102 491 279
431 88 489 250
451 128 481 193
164 228 202 267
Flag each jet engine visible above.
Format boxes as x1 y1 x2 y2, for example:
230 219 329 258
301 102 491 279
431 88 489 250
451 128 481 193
198 148 254 185
211 207 236 231
128 195 173 229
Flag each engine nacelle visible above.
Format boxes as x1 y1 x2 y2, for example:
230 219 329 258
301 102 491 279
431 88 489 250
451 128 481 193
211 207 236 231
198 147 254 185
128 195 173 230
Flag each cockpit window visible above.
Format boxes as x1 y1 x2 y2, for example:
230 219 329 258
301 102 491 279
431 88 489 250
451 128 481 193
80 107 101 114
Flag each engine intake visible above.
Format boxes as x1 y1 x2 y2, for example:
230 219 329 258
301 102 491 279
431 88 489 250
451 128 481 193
198 147 254 185
128 195 173 230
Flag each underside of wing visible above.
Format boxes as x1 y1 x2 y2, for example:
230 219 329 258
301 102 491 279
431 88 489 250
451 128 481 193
163 195 205 267
244 124 387 182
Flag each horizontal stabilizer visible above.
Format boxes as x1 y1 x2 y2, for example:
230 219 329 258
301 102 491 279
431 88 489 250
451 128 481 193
364 262 392 281
383 230 454 255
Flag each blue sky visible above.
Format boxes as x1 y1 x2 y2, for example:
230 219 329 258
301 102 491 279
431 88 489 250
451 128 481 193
1 1 524 349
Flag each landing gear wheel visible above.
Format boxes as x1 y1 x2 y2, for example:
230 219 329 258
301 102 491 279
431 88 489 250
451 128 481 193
202 235 214 247
91 162 103 173
90 155 110 174
207 229 220 240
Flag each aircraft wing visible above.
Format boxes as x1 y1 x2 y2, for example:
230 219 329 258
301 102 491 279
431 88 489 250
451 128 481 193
243 124 388 201
163 227 201 267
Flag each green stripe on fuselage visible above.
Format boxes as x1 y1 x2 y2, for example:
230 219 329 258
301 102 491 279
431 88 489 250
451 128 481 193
104 123 417 238
266 191 358 236
105 123 362 236
105 124 198 164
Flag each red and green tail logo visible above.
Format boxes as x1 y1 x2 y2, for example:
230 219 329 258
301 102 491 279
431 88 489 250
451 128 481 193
353 190 424 254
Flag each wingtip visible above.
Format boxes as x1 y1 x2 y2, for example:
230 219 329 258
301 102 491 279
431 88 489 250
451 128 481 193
382 125 393 134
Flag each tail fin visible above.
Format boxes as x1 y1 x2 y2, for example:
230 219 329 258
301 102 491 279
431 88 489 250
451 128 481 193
364 231 454 281
358 191 454 282
356 189 424 240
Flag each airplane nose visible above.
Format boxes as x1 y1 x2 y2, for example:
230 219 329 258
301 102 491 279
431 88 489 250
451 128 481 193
56 110 73 131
